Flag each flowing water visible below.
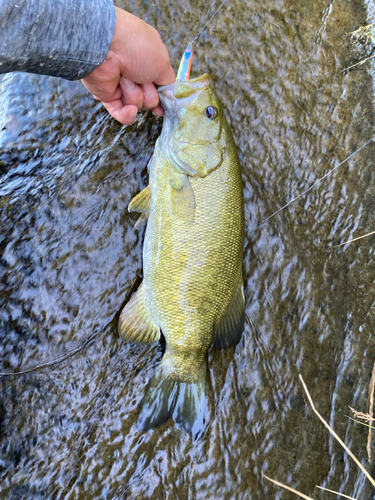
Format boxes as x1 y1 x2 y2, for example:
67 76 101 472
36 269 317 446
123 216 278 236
1 0 375 498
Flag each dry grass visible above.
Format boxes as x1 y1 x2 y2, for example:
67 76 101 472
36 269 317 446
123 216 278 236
264 374 375 499
342 23 375 71
264 475 314 499
334 230 375 248
349 23 375 45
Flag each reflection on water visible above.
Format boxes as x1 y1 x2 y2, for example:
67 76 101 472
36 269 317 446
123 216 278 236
1 0 375 498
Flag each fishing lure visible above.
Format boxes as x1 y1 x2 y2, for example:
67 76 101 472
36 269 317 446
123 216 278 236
176 0 229 82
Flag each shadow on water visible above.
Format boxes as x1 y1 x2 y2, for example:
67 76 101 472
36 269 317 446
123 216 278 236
0 0 375 498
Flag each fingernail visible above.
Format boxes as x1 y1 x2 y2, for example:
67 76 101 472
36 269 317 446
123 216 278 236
129 108 138 122
121 77 136 91
143 83 156 96
152 105 165 117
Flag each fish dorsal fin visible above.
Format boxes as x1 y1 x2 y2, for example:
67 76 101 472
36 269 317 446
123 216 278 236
212 279 245 349
128 186 151 214
170 174 196 222
119 283 160 344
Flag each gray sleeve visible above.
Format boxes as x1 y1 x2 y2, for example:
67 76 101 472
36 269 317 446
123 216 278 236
0 0 116 80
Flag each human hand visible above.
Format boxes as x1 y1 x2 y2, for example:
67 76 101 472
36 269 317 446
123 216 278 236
81 7 175 125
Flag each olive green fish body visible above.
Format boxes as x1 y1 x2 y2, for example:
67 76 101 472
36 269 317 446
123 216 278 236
119 75 244 434
145 133 243 372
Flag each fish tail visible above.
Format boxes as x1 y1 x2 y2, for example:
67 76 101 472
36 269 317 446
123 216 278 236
138 356 206 437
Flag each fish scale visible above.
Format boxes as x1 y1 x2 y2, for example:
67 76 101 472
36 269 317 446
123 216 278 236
147 153 242 338
119 60 244 435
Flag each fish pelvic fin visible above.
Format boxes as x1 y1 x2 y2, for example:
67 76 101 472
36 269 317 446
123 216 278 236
119 283 160 344
212 279 245 349
138 355 206 438
128 185 151 214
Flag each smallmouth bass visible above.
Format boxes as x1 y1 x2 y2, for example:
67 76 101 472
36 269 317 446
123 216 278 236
119 46 244 435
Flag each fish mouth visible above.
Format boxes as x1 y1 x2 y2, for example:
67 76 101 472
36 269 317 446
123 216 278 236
158 74 210 94
158 42 209 109
158 74 211 109
157 83 175 107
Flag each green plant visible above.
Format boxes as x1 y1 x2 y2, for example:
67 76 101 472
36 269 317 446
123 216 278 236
349 23 375 45
342 23 375 72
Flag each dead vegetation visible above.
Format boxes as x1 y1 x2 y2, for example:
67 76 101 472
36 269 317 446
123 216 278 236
342 22 375 72
264 370 375 499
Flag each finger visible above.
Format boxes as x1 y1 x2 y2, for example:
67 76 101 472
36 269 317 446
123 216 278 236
152 105 165 117
93 86 123 102
155 65 175 86
102 99 138 125
153 46 176 86
81 71 119 103
120 77 144 110
140 83 159 110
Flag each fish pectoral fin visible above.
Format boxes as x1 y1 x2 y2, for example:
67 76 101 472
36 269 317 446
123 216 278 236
128 185 151 214
119 283 160 344
171 175 196 222
212 279 245 349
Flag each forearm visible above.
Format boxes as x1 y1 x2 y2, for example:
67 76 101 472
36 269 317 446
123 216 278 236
0 0 116 80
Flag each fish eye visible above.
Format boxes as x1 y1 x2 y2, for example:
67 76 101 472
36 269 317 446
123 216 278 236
204 106 218 120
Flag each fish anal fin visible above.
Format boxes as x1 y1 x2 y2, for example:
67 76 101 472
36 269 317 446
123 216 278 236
171 174 196 222
128 185 151 214
134 212 148 231
119 284 160 344
212 280 245 349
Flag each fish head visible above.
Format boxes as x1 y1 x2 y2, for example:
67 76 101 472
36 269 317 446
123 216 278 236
158 72 227 178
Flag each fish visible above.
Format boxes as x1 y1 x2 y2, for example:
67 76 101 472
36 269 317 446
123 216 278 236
119 44 245 436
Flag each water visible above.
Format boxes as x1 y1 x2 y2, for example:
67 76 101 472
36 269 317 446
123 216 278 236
0 0 375 498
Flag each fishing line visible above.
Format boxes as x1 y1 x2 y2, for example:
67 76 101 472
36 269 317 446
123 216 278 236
0 329 102 377
190 0 229 46
256 135 375 228
0 273 143 378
